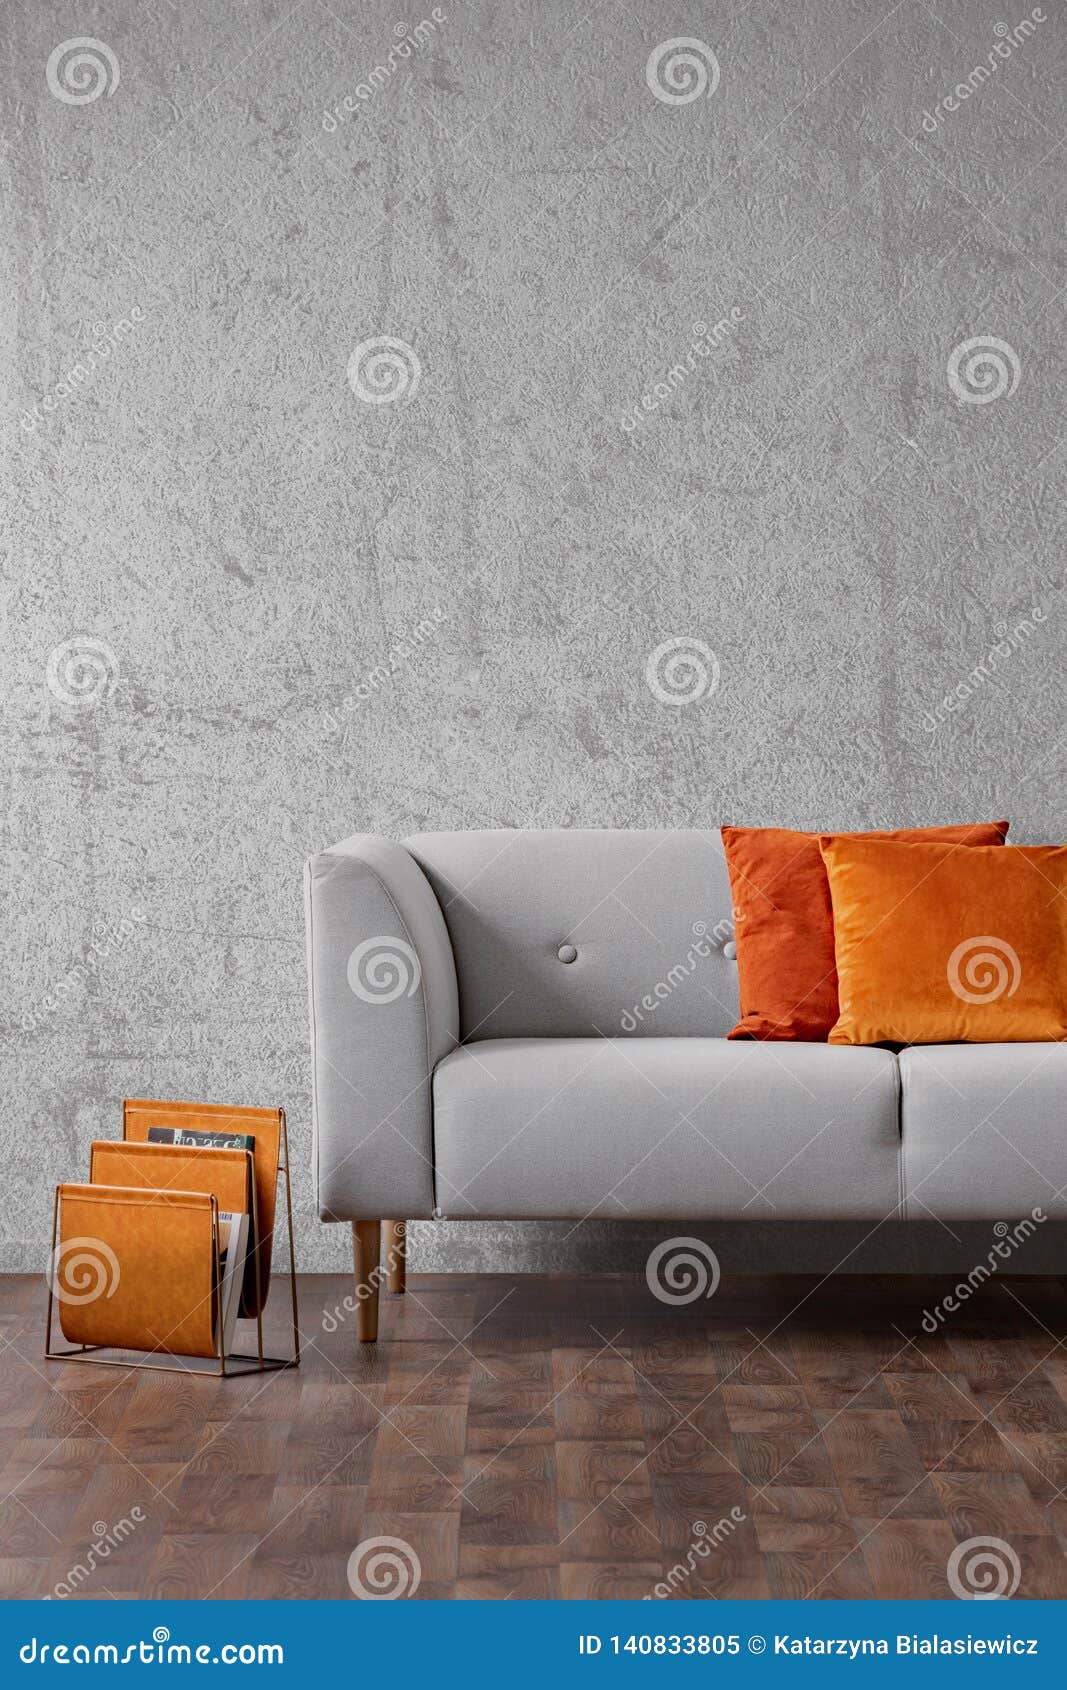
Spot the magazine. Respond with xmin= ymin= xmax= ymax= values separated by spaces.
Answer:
xmin=147 ymin=1127 xmax=258 ymax=1325
xmin=216 ymin=1210 xmax=250 ymax=1357
xmin=147 ymin=1125 xmax=255 ymax=1152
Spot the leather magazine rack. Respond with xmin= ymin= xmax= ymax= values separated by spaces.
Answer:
xmin=45 ymin=1098 xmax=300 ymax=1377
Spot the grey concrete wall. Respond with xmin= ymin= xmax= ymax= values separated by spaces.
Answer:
xmin=3 ymin=0 xmax=1064 ymax=1275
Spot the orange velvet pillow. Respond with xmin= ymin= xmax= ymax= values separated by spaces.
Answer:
xmin=821 ymin=838 xmax=1067 ymax=1045
xmin=721 ymin=821 xmax=1010 ymax=1040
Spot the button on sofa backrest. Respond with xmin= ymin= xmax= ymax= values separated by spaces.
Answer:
xmin=405 ymin=829 xmax=738 ymax=1041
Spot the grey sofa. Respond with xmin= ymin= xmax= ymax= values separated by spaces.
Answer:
xmin=305 ymin=829 xmax=1066 ymax=1339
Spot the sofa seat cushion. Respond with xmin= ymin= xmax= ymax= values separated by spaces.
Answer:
xmin=433 ymin=1038 xmax=901 ymax=1221
xmin=900 ymin=1044 xmax=1067 ymax=1219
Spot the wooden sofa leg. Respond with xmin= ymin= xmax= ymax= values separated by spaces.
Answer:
xmin=385 ymin=1221 xmax=406 ymax=1294
xmin=352 ymin=1221 xmax=381 ymax=1342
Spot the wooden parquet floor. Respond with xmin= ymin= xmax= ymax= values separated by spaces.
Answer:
xmin=3 ymin=1272 xmax=1067 ymax=1600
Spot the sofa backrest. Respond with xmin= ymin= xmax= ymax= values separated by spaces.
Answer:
xmin=405 ymin=829 xmax=738 ymax=1040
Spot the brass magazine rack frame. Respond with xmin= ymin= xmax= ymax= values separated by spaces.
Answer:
xmin=45 ymin=1098 xmax=300 ymax=1378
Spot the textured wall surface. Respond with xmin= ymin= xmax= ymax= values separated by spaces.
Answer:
xmin=3 ymin=0 xmax=1065 ymax=1274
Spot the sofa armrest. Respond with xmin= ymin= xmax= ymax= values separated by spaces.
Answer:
xmin=305 ymin=834 xmax=459 ymax=1221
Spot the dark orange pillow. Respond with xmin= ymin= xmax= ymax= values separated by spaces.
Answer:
xmin=821 ymin=838 xmax=1067 ymax=1045
xmin=721 ymin=821 xmax=1009 ymax=1040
